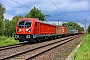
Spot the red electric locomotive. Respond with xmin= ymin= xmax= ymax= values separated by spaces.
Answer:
xmin=14 ymin=18 xmax=56 ymax=42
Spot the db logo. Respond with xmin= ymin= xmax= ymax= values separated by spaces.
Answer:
xmin=23 ymin=29 xmax=25 ymax=31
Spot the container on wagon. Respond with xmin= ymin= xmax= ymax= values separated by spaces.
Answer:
xmin=58 ymin=26 xmax=69 ymax=35
xmin=74 ymin=29 xmax=77 ymax=34
xmin=76 ymin=30 xmax=79 ymax=34
xmin=68 ymin=27 xmax=74 ymax=34
xmin=78 ymin=30 xmax=83 ymax=34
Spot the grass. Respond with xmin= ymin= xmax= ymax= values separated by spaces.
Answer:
xmin=55 ymin=58 xmax=59 ymax=60
xmin=73 ymin=34 xmax=90 ymax=60
xmin=79 ymin=34 xmax=86 ymax=41
xmin=0 ymin=36 xmax=20 ymax=47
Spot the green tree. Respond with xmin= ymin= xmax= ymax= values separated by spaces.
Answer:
xmin=0 ymin=3 xmax=5 ymax=35
xmin=4 ymin=15 xmax=23 ymax=37
xmin=88 ymin=25 xmax=90 ymax=34
xmin=4 ymin=19 xmax=10 ymax=36
xmin=80 ymin=27 xmax=84 ymax=31
xmin=62 ymin=22 xmax=84 ymax=31
xmin=25 ymin=6 xmax=45 ymax=21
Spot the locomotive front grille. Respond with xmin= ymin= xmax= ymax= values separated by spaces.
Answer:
xmin=19 ymin=35 xmax=26 ymax=39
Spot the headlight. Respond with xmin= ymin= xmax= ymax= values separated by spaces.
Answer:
xmin=26 ymin=29 xmax=29 ymax=31
xmin=28 ymin=30 xmax=30 ymax=32
xmin=26 ymin=29 xmax=30 ymax=32
xmin=17 ymin=29 xmax=21 ymax=32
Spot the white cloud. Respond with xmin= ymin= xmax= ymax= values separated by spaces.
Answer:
xmin=1 ymin=0 xmax=90 ymax=26
xmin=78 ymin=22 xmax=89 ymax=30
xmin=14 ymin=8 xmax=29 ymax=15
xmin=36 ymin=3 xmax=57 ymax=12
xmin=4 ymin=13 xmax=14 ymax=20
xmin=76 ymin=22 xmax=85 ymax=30
xmin=48 ymin=21 xmax=65 ymax=25
xmin=57 ymin=0 xmax=89 ymax=12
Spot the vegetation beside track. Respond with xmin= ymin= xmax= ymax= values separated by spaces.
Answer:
xmin=0 ymin=36 xmax=20 ymax=47
xmin=73 ymin=34 xmax=90 ymax=60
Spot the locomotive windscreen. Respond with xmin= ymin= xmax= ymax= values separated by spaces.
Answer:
xmin=18 ymin=20 xmax=32 ymax=28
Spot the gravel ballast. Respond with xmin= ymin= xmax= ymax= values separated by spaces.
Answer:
xmin=31 ymin=34 xmax=84 ymax=60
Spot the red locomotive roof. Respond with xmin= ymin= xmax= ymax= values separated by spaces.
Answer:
xmin=19 ymin=18 xmax=39 ymax=22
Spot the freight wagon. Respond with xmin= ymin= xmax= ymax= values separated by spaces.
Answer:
xmin=57 ymin=26 xmax=77 ymax=36
xmin=58 ymin=26 xmax=68 ymax=35
xmin=68 ymin=27 xmax=74 ymax=35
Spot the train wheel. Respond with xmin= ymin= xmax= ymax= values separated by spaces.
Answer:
xmin=29 ymin=39 xmax=36 ymax=43
xmin=36 ymin=37 xmax=40 ymax=42
xmin=46 ymin=37 xmax=49 ymax=40
xmin=56 ymin=36 xmax=58 ymax=39
xmin=33 ymin=39 xmax=36 ymax=43
xmin=49 ymin=36 xmax=53 ymax=40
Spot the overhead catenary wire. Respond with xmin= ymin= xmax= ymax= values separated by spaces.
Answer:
xmin=25 ymin=0 xmax=57 ymax=20
xmin=49 ymin=0 xmax=86 ymax=29
xmin=49 ymin=0 xmax=73 ymax=22
xmin=11 ymin=0 xmax=31 ymax=9
xmin=11 ymin=0 xmax=71 ymax=21
xmin=11 ymin=0 xmax=89 ymax=26
xmin=56 ymin=0 xmax=75 ymax=20
xmin=56 ymin=0 xmax=84 ymax=24
xmin=11 ymin=0 xmax=57 ymax=21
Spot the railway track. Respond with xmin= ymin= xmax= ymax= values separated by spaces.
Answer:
xmin=0 ymin=35 xmax=81 ymax=60
xmin=0 ymin=43 xmax=27 ymax=51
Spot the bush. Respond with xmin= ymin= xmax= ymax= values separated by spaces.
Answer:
xmin=88 ymin=25 xmax=90 ymax=34
xmin=0 ymin=36 xmax=20 ymax=47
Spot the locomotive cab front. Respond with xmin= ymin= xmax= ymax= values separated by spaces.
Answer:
xmin=14 ymin=18 xmax=38 ymax=42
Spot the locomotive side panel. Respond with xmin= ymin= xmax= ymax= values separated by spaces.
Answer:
xmin=38 ymin=22 xmax=56 ymax=34
xmin=32 ymin=22 xmax=39 ymax=34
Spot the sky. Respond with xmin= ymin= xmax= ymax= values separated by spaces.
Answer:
xmin=1 ymin=0 xmax=90 ymax=30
